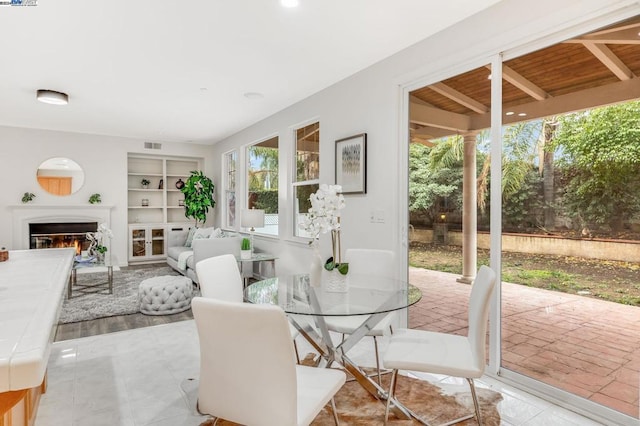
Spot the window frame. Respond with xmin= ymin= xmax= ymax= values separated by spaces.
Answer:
xmin=292 ymin=121 xmax=320 ymax=240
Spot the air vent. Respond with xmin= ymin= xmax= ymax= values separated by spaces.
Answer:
xmin=144 ymin=142 xmax=162 ymax=150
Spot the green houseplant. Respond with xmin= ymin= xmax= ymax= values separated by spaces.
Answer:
xmin=181 ymin=170 xmax=215 ymax=226
xmin=88 ymin=193 xmax=102 ymax=204
xmin=21 ymin=192 xmax=35 ymax=203
xmin=240 ymin=237 xmax=251 ymax=260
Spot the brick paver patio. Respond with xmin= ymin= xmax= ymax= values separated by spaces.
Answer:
xmin=408 ymin=267 xmax=640 ymax=419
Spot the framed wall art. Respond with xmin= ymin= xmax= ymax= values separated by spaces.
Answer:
xmin=335 ymin=133 xmax=367 ymax=194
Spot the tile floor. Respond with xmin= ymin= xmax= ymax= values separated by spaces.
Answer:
xmin=408 ymin=268 xmax=640 ymax=419
xmin=36 ymin=320 xmax=609 ymax=426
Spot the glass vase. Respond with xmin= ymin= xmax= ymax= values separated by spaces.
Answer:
xmin=309 ymin=242 xmax=323 ymax=287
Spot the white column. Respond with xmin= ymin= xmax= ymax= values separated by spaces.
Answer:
xmin=457 ymin=132 xmax=478 ymax=284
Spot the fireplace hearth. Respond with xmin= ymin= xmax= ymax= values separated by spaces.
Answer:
xmin=29 ymin=222 xmax=98 ymax=254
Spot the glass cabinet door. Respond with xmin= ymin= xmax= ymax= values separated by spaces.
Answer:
xmin=151 ymin=228 xmax=165 ymax=256
xmin=131 ymin=228 xmax=147 ymax=258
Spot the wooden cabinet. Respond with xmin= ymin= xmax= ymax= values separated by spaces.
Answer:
xmin=127 ymin=154 xmax=202 ymax=262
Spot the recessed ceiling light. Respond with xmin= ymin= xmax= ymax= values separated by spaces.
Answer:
xmin=37 ymin=89 xmax=69 ymax=105
xmin=281 ymin=0 xmax=299 ymax=7
xmin=487 ymin=74 xmax=492 ymax=80
xmin=518 ymin=112 xmax=527 ymax=117
xmin=505 ymin=111 xmax=515 ymax=116
xmin=244 ymin=92 xmax=264 ymax=100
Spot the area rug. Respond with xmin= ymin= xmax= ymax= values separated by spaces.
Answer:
xmin=59 ymin=265 xmax=184 ymax=323
xmin=197 ymin=372 xmax=502 ymax=425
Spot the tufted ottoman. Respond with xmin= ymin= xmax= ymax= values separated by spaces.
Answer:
xmin=138 ymin=275 xmax=193 ymax=315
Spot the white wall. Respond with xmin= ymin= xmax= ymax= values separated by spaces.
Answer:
xmin=210 ymin=0 xmax=639 ymax=277
xmin=0 ymin=126 xmax=213 ymax=264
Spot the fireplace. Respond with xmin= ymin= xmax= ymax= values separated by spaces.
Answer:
xmin=10 ymin=205 xmax=113 ymax=251
xmin=29 ymin=222 xmax=98 ymax=254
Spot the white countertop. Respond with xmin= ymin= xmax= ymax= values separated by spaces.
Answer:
xmin=0 ymin=248 xmax=73 ymax=392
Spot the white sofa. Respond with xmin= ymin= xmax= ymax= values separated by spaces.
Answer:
xmin=166 ymin=226 xmax=242 ymax=284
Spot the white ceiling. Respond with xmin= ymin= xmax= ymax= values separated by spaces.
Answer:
xmin=0 ymin=0 xmax=502 ymax=144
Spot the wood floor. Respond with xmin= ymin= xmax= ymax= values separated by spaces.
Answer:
xmin=54 ymin=263 xmax=195 ymax=342
xmin=54 ymin=310 xmax=194 ymax=341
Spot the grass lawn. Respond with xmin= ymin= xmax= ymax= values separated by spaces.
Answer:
xmin=409 ymin=242 xmax=640 ymax=306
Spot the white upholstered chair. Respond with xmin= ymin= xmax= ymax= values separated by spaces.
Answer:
xmin=382 ymin=265 xmax=497 ymax=425
xmin=323 ymin=248 xmax=396 ymax=383
xmin=192 ymin=297 xmax=346 ymax=426
xmin=195 ymin=253 xmax=302 ymax=363
xmin=195 ymin=254 xmax=243 ymax=302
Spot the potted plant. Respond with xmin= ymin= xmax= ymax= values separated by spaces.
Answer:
xmin=88 ymin=193 xmax=102 ymax=204
xmin=240 ymin=238 xmax=251 ymax=260
xmin=141 ymin=178 xmax=150 ymax=189
xmin=181 ymin=170 xmax=215 ymax=226
xmin=21 ymin=192 xmax=35 ymax=203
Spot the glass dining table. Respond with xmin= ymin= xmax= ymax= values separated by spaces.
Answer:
xmin=244 ymin=273 xmax=422 ymax=419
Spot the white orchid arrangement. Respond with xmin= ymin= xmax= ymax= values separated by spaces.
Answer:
xmin=300 ymin=184 xmax=348 ymax=274
xmin=86 ymin=222 xmax=113 ymax=254
xmin=300 ymin=184 xmax=345 ymax=241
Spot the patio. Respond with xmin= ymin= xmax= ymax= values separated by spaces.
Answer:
xmin=408 ymin=267 xmax=640 ymax=419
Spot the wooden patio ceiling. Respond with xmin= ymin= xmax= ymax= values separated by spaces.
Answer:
xmin=410 ymin=16 xmax=640 ymax=144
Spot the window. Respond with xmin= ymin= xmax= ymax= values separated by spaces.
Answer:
xmin=293 ymin=122 xmax=320 ymax=238
xmin=247 ymin=136 xmax=279 ymax=236
xmin=223 ymin=150 xmax=237 ymax=229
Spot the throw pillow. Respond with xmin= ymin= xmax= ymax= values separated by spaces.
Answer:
xmin=209 ymin=228 xmax=223 ymax=239
xmin=185 ymin=227 xmax=197 ymax=248
xmin=193 ymin=227 xmax=213 ymax=241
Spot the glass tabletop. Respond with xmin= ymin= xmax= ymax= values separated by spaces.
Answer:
xmin=73 ymin=254 xmax=117 ymax=269
xmin=244 ymin=273 xmax=422 ymax=317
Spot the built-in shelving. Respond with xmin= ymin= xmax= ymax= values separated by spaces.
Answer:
xmin=127 ymin=154 xmax=202 ymax=262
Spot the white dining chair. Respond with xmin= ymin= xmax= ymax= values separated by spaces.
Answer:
xmin=323 ymin=248 xmax=396 ymax=384
xmin=196 ymin=253 xmax=302 ymax=363
xmin=192 ymin=297 xmax=346 ymax=426
xmin=382 ymin=265 xmax=497 ymax=425
xmin=196 ymin=253 xmax=243 ymax=301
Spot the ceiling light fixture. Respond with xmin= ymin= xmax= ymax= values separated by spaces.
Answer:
xmin=518 ymin=112 xmax=527 ymax=117
xmin=36 ymin=89 xmax=69 ymax=105
xmin=280 ymin=0 xmax=299 ymax=8
xmin=505 ymin=111 xmax=515 ymax=116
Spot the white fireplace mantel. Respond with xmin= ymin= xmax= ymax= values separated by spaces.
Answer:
xmin=9 ymin=204 xmax=114 ymax=250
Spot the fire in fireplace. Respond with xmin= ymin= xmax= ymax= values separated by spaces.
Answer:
xmin=29 ymin=222 xmax=98 ymax=255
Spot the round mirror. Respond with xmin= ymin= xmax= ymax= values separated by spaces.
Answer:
xmin=36 ymin=157 xmax=85 ymax=196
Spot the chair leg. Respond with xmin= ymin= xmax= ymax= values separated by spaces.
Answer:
xmin=293 ymin=339 xmax=300 ymax=364
xmin=373 ymin=336 xmax=382 ymax=385
xmin=467 ymin=378 xmax=482 ymax=426
xmin=384 ymin=369 xmax=399 ymax=425
xmin=330 ymin=397 xmax=340 ymax=425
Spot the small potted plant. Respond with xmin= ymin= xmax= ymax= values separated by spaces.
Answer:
xmin=141 ymin=178 xmax=150 ymax=189
xmin=240 ymin=238 xmax=252 ymax=260
xmin=88 ymin=193 xmax=102 ymax=204
xmin=21 ymin=192 xmax=35 ymax=203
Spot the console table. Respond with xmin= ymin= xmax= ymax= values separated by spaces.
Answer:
xmin=0 ymin=248 xmax=74 ymax=426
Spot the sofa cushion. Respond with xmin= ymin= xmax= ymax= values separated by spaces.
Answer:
xmin=168 ymin=245 xmax=192 ymax=262
xmin=193 ymin=227 xmax=214 ymax=241
xmin=185 ymin=227 xmax=198 ymax=247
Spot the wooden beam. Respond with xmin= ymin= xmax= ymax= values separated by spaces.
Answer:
xmin=409 ymin=102 xmax=471 ymax=132
xmin=428 ymin=82 xmax=489 ymax=114
xmin=469 ymin=77 xmax=640 ymax=130
xmin=565 ymin=25 xmax=640 ymax=45
xmin=581 ymin=41 xmax=635 ymax=80
xmin=487 ymin=64 xmax=548 ymax=101
xmin=411 ymin=125 xmax=457 ymax=140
